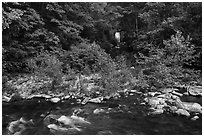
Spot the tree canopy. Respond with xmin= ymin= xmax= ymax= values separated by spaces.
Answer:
xmin=2 ymin=2 xmax=202 ymax=74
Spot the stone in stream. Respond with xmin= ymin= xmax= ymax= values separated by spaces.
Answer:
xmin=182 ymin=102 xmax=202 ymax=113
xmin=156 ymin=94 xmax=168 ymax=99
xmin=174 ymin=97 xmax=202 ymax=113
xmin=88 ymin=97 xmax=103 ymax=103
xmin=97 ymin=130 xmax=112 ymax=135
xmin=175 ymin=109 xmax=190 ymax=117
xmin=93 ymin=108 xmax=105 ymax=114
xmin=129 ymin=93 xmax=134 ymax=96
xmin=172 ymin=91 xmax=183 ymax=97
xmin=63 ymin=95 xmax=70 ymax=100
xmin=144 ymin=97 xmax=159 ymax=107
xmin=81 ymin=97 xmax=91 ymax=105
xmin=148 ymin=92 xmax=161 ymax=97
xmin=145 ymin=97 xmax=165 ymax=108
xmin=156 ymin=104 xmax=165 ymax=109
xmin=2 ymin=96 xmax=11 ymax=102
xmin=8 ymin=117 xmax=34 ymax=135
xmin=191 ymin=116 xmax=199 ymax=121
xmin=171 ymin=94 xmax=180 ymax=100
xmin=50 ymin=98 xmax=61 ymax=103
xmin=57 ymin=115 xmax=91 ymax=126
xmin=174 ymin=97 xmax=186 ymax=109
xmin=44 ymin=114 xmax=59 ymax=125
xmin=73 ymin=108 xmax=86 ymax=116
xmin=160 ymin=88 xmax=175 ymax=94
xmin=149 ymin=109 xmax=164 ymax=115
xmin=47 ymin=124 xmax=79 ymax=134
xmin=187 ymin=86 xmax=202 ymax=96
xmin=170 ymin=106 xmax=178 ymax=112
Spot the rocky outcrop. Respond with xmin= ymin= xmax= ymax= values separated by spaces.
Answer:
xmin=144 ymin=87 xmax=202 ymax=118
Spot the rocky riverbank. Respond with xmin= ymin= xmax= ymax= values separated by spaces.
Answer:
xmin=2 ymin=73 xmax=202 ymax=135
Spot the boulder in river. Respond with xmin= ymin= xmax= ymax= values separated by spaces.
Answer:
xmin=148 ymin=92 xmax=161 ymax=97
xmin=88 ymin=97 xmax=103 ymax=103
xmin=47 ymin=124 xmax=79 ymax=134
xmin=2 ymin=96 xmax=11 ymax=102
xmin=170 ymin=106 xmax=178 ymax=112
xmin=160 ymin=88 xmax=175 ymax=94
xmin=191 ymin=116 xmax=199 ymax=121
xmin=145 ymin=97 xmax=165 ymax=108
xmin=187 ymin=86 xmax=202 ymax=96
xmin=43 ymin=114 xmax=59 ymax=125
xmin=97 ymin=130 xmax=112 ymax=135
xmin=50 ymin=98 xmax=60 ymax=103
xmin=175 ymin=109 xmax=190 ymax=117
xmin=150 ymin=109 xmax=164 ymax=115
xmin=182 ymin=102 xmax=202 ymax=113
xmin=57 ymin=115 xmax=90 ymax=126
xmin=172 ymin=91 xmax=183 ymax=97
xmin=93 ymin=108 xmax=105 ymax=114
xmin=8 ymin=117 xmax=34 ymax=135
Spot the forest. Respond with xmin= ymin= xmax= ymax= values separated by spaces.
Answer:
xmin=2 ymin=2 xmax=202 ymax=135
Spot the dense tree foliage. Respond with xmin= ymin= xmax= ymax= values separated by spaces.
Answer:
xmin=2 ymin=2 xmax=202 ymax=89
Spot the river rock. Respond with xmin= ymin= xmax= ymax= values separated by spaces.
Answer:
xmin=170 ymin=106 xmax=178 ymax=112
xmin=63 ymin=95 xmax=70 ymax=100
xmin=172 ymin=91 xmax=183 ymax=97
xmin=160 ymin=88 xmax=174 ymax=94
xmin=93 ymin=108 xmax=105 ymax=114
xmin=156 ymin=94 xmax=167 ymax=99
xmin=97 ymin=130 xmax=112 ymax=135
xmin=81 ymin=97 xmax=91 ymax=105
xmin=156 ymin=104 xmax=164 ymax=109
xmin=58 ymin=115 xmax=90 ymax=126
xmin=145 ymin=97 xmax=160 ymax=107
xmin=150 ymin=109 xmax=164 ymax=115
xmin=187 ymin=86 xmax=202 ymax=96
xmin=129 ymin=93 xmax=134 ymax=96
xmin=44 ymin=114 xmax=59 ymax=125
xmin=47 ymin=124 xmax=71 ymax=134
xmin=73 ymin=108 xmax=85 ymax=116
xmin=8 ymin=117 xmax=34 ymax=135
xmin=171 ymin=94 xmax=179 ymax=100
xmin=50 ymin=98 xmax=60 ymax=103
xmin=182 ymin=102 xmax=202 ymax=113
xmin=47 ymin=124 xmax=60 ymax=131
xmin=175 ymin=109 xmax=190 ymax=117
xmin=130 ymin=90 xmax=137 ymax=93
xmin=88 ymin=97 xmax=103 ymax=103
xmin=148 ymin=92 xmax=158 ymax=97
xmin=191 ymin=116 xmax=199 ymax=121
xmin=174 ymin=97 xmax=186 ymax=109
xmin=2 ymin=96 xmax=11 ymax=102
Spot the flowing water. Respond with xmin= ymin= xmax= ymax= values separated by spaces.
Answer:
xmin=2 ymin=92 xmax=202 ymax=135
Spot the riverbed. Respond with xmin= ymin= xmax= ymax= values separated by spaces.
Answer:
xmin=2 ymin=92 xmax=202 ymax=135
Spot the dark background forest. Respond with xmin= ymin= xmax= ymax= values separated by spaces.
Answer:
xmin=2 ymin=2 xmax=202 ymax=93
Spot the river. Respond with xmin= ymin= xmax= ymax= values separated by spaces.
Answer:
xmin=2 ymin=92 xmax=202 ymax=135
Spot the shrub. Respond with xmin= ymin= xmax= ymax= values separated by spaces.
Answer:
xmin=163 ymin=31 xmax=196 ymax=67
xmin=132 ymin=31 xmax=198 ymax=89
xmin=27 ymin=51 xmax=63 ymax=90
xmin=62 ymin=42 xmax=117 ymax=75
